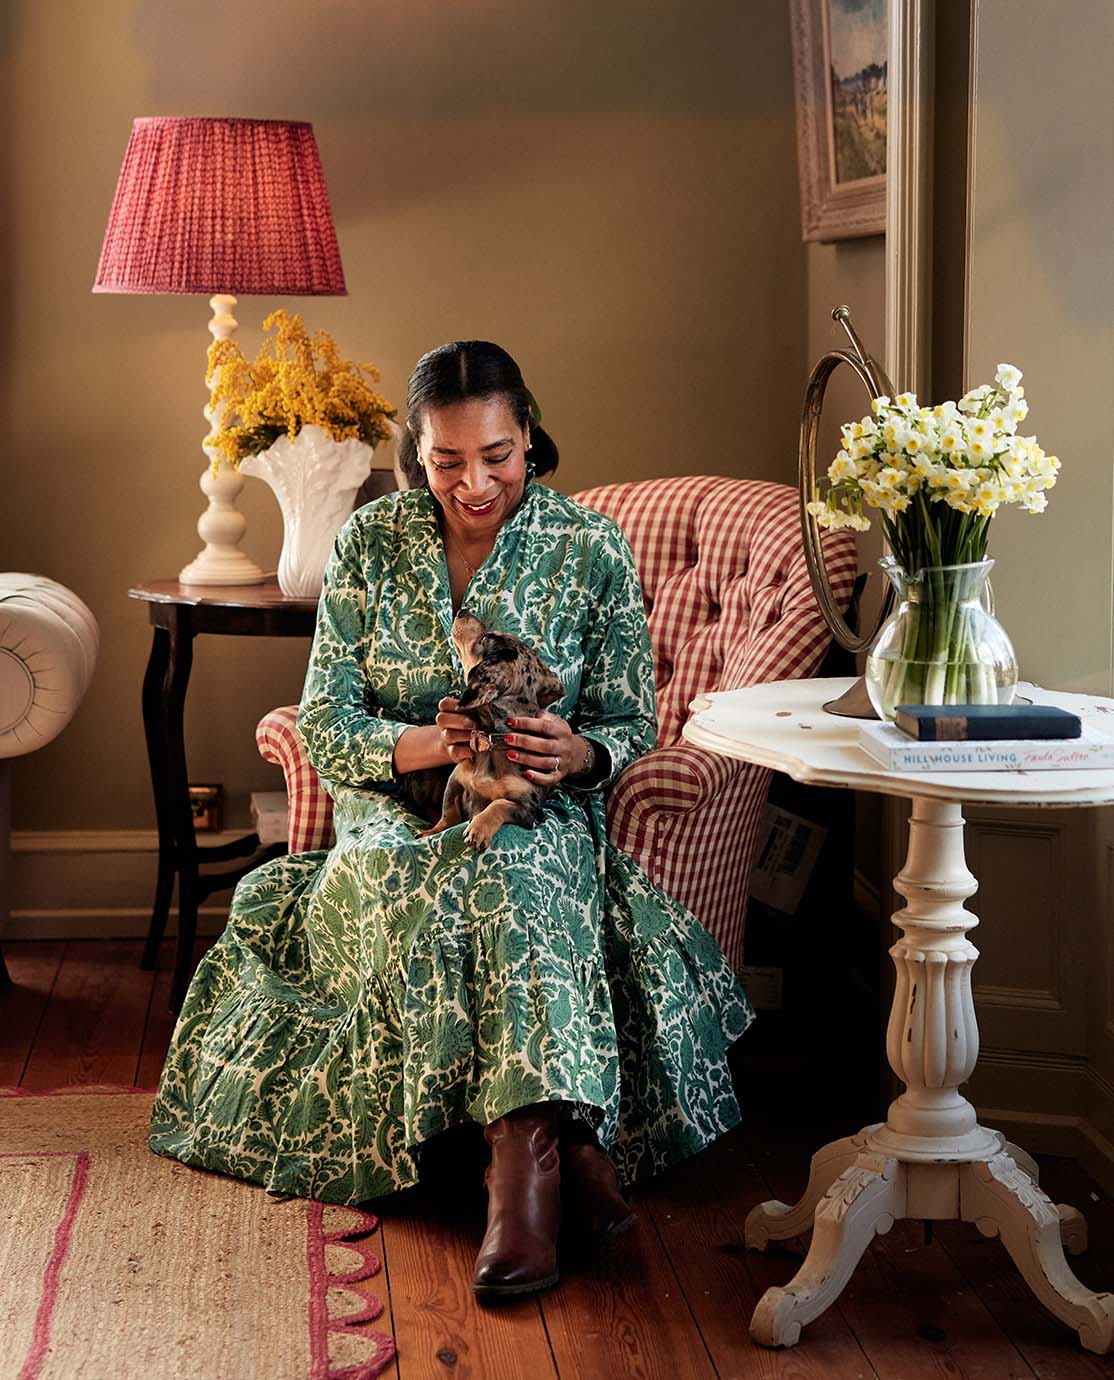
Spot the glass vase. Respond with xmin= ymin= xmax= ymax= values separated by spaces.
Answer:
xmin=865 ymin=558 xmax=1019 ymax=722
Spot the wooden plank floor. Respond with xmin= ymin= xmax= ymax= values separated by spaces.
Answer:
xmin=2 ymin=936 xmax=1112 ymax=1380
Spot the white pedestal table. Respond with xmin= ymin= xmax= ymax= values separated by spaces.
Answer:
xmin=683 ymin=676 xmax=1114 ymax=1354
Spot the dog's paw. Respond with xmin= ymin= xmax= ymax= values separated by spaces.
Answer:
xmin=464 ymin=820 xmax=495 ymax=850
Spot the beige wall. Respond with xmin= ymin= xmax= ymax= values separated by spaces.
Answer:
xmin=966 ymin=0 xmax=1114 ymax=699
xmin=2 ymin=0 xmax=807 ymax=832
xmin=962 ymin=0 xmax=1114 ymax=1187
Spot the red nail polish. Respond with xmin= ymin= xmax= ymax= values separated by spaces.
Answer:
xmin=507 ymin=750 xmax=518 ymax=760
xmin=506 ymin=717 xmax=516 ymax=727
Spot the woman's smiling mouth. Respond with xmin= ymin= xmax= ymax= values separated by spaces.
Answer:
xmin=455 ymin=496 xmax=499 ymax=515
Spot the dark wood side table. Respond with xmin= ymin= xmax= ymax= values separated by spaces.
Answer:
xmin=129 ymin=580 xmax=318 ymax=1015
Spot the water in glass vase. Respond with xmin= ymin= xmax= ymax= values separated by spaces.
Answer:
xmin=865 ymin=557 xmax=1019 ymax=722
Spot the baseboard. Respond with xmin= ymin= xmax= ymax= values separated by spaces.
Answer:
xmin=5 ymin=909 xmax=230 ymax=941
xmin=11 ymin=829 xmax=247 ymax=853
xmin=6 ymin=828 xmax=249 ymax=940
xmin=971 ymin=1047 xmax=1114 ymax=1195
xmin=975 ymin=1105 xmax=1114 ymax=1198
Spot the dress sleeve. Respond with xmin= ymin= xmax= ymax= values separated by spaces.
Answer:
xmin=567 ymin=527 xmax=658 ymax=792
xmin=296 ymin=514 xmax=409 ymax=790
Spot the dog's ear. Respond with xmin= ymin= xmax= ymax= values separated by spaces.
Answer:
xmin=458 ymin=668 xmax=501 ymax=711
xmin=536 ymin=672 xmax=565 ymax=710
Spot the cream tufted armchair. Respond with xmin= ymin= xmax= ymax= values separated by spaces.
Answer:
xmin=0 ymin=574 xmax=99 ymax=983
xmin=255 ymin=477 xmax=857 ymax=972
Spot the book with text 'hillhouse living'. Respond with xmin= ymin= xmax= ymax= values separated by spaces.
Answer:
xmin=858 ymin=720 xmax=1114 ymax=772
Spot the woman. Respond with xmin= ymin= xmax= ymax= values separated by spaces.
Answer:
xmin=150 ymin=341 xmax=754 ymax=1298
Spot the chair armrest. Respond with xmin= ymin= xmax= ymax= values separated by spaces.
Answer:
xmin=609 ymin=742 xmax=741 ymax=816
xmin=0 ymin=574 xmax=98 ymax=760
xmin=256 ymin=706 xmax=334 ymax=852
xmin=606 ymin=741 xmax=772 ymax=971
xmin=606 ymin=741 xmax=744 ymax=851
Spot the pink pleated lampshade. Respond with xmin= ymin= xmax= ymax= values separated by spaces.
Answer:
xmin=93 ymin=117 xmax=346 ymax=296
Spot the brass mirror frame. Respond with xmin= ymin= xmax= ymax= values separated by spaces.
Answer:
xmin=799 ymin=306 xmax=898 ymax=657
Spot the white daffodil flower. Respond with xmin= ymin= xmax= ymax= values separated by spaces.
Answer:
xmin=995 ymin=363 xmax=1023 ymax=391
xmin=940 ymin=426 xmax=966 ymax=455
xmin=882 ymin=420 xmax=910 ymax=450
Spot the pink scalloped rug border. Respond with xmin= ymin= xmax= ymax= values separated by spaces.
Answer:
xmin=1 ymin=1085 xmax=397 ymax=1380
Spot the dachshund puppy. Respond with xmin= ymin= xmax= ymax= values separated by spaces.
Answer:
xmin=415 ymin=611 xmax=564 ymax=850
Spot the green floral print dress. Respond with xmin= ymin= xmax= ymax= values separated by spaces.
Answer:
xmin=149 ymin=479 xmax=754 ymax=1205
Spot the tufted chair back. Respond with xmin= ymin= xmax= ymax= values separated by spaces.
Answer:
xmin=572 ymin=475 xmax=857 ymax=743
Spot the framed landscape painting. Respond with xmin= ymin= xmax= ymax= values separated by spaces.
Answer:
xmin=790 ymin=0 xmax=888 ymax=242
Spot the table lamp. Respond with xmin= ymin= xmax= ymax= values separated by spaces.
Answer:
xmin=93 ymin=117 xmax=347 ymax=585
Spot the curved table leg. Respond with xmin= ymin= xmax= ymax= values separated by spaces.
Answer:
xmin=163 ymin=616 xmax=197 ymax=1016
xmin=745 ymin=1131 xmax=870 ymax=1249
xmin=139 ymin=626 xmax=175 ymax=971
xmin=750 ymin=1152 xmax=900 ymax=1348
xmin=999 ymin=1137 xmax=1040 ymax=1185
xmin=962 ymin=1153 xmax=1114 ymax=1354
xmin=995 ymin=1134 xmax=1086 ymax=1254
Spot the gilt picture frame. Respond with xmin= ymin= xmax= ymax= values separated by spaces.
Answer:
xmin=790 ymin=0 xmax=888 ymax=242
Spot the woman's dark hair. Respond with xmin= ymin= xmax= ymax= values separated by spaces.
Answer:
xmin=397 ymin=340 xmax=559 ymax=488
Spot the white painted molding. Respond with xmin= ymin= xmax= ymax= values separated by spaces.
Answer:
xmin=6 ymin=829 xmax=246 ymax=942
xmin=885 ymin=0 xmax=935 ymax=396
xmin=6 ymin=909 xmax=229 ymax=941
xmin=11 ymin=829 xmax=248 ymax=853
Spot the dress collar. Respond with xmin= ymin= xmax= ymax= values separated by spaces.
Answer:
xmin=411 ymin=478 xmax=539 ymax=640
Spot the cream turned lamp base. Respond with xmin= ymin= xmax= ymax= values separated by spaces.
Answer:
xmin=178 ymin=294 xmax=265 ymax=587
xmin=743 ymin=796 xmax=1113 ymax=1354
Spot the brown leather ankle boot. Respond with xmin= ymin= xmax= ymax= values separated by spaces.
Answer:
xmin=472 ymin=1104 xmax=561 ymax=1298
xmin=559 ymin=1121 xmax=636 ymax=1251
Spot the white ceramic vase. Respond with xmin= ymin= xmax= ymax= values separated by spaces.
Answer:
xmin=240 ymin=425 xmax=373 ymax=598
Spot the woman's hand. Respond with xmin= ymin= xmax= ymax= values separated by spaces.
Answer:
xmin=434 ymin=696 xmax=476 ymax=764
xmin=504 ymin=713 xmax=593 ymax=784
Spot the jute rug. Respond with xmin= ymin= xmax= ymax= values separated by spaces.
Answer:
xmin=0 ymin=1087 xmax=396 ymax=1380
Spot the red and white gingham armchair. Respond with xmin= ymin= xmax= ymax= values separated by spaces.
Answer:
xmin=256 ymin=476 xmax=857 ymax=973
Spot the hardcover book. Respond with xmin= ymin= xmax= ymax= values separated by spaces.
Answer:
xmin=894 ymin=703 xmax=1082 ymax=741
xmin=859 ymin=721 xmax=1114 ymax=773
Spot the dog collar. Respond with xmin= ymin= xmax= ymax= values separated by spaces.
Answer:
xmin=469 ymin=729 xmax=513 ymax=754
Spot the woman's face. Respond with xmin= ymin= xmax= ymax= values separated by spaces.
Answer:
xmin=416 ymin=396 xmax=529 ymax=541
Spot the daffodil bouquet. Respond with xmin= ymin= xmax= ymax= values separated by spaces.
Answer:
xmin=807 ymin=364 xmax=1060 ymax=714
xmin=204 ymin=310 xmax=395 ymax=471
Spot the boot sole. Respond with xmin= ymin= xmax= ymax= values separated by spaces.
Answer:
xmin=599 ymin=1211 xmax=637 ymax=1245
xmin=558 ymin=1211 xmax=638 ymax=1262
xmin=472 ymin=1271 xmax=560 ymax=1299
